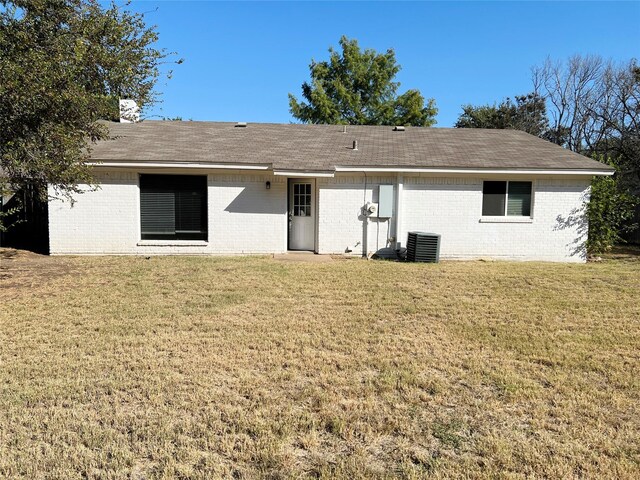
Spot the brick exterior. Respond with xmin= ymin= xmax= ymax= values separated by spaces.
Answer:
xmin=48 ymin=171 xmax=287 ymax=255
xmin=49 ymin=171 xmax=590 ymax=262
xmin=317 ymin=176 xmax=396 ymax=256
xmin=399 ymin=177 xmax=590 ymax=262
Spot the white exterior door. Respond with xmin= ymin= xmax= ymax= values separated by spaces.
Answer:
xmin=288 ymin=179 xmax=315 ymax=250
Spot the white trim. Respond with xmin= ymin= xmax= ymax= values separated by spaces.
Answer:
xmin=479 ymin=217 xmax=533 ymax=224
xmin=137 ymin=240 xmax=209 ymax=246
xmin=481 ymin=179 xmax=534 ymax=220
xmin=287 ymin=178 xmax=317 ymax=251
xmin=137 ymin=173 xmax=209 ymax=245
xmin=314 ymin=179 xmax=320 ymax=253
xmin=90 ymin=163 xmax=613 ymax=177
xmin=91 ymin=161 xmax=270 ymax=170
xmin=273 ymin=170 xmax=334 ymax=177
xmin=394 ymin=174 xmax=403 ymax=248
xmin=135 ymin=174 xmax=141 ymax=241
xmin=334 ymin=166 xmax=613 ymax=176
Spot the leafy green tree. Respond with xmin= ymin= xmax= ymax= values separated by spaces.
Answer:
xmin=455 ymin=93 xmax=549 ymax=137
xmin=0 ymin=0 xmax=179 ymax=229
xmin=455 ymin=105 xmax=508 ymax=130
xmin=586 ymin=156 xmax=638 ymax=253
xmin=289 ymin=36 xmax=437 ymax=126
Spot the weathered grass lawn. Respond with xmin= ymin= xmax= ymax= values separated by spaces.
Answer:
xmin=1 ymin=250 xmax=639 ymax=479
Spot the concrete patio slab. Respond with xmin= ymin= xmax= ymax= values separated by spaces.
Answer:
xmin=272 ymin=252 xmax=335 ymax=263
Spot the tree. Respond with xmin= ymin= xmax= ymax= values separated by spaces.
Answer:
xmin=455 ymin=104 xmax=506 ymax=129
xmin=0 ymin=0 xmax=179 ymax=229
xmin=586 ymin=156 xmax=637 ymax=253
xmin=532 ymin=55 xmax=640 ymax=243
xmin=454 ymin=93 xmax=549 ymax=137
xmin=289 ymin=36 xmax=437 ymax=126
xmin=532 ymin=56 xmax=639 ymax=183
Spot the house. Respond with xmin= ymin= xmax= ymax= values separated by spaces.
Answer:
xmin=47 ymin=120 xmax=614 ymax=262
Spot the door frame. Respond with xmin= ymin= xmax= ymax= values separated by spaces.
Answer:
xmin=287 ymin=178 xmax=317 ymax=251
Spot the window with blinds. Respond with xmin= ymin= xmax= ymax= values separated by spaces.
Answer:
xmin=506 ymin=181 xmax=532 ymax=216
xmin=140 ymin=175 xmax=208 ymax=240
xmin=482 ymin=181 xmax=532 ymax=217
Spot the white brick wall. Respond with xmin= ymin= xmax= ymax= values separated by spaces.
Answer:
xmin=49 ymin=170 xmax=591 ymax=262
xmin=48 ymin=171 xmax=287 ymax=255
xmin=317 ymin=176 xmax=396 ymax=256
xmin=48 ymin=172 xmax=140 ymax=254
xmin=400 ymin=177 xmax=590 ymax=262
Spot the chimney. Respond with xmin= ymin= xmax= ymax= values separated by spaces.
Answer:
xmin=119 ymin=99 xmax=140 ymax=123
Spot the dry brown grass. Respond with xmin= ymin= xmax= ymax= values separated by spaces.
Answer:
xmin=0 ymin=250 xmax=639 ymax=479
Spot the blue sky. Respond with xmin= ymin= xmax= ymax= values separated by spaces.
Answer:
xmin=128 ymin=1 xmax=640 ymax=127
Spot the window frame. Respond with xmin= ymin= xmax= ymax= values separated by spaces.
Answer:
xmin=292 ymin=182 xmax=312 ymax=217
xmin=481 ymin=180 xmax=534 ymax=218
xmin=138 ymin=174 xmax=208 ymax=242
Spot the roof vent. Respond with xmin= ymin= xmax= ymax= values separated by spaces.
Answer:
xmin=393 ymin=126 xmax=405 ymax=132
xmin=235 ymin=122 xmax=247 ymax=128
xmin=342 ymin=125 xmax=347 ymax=133
xmin=353 ymin=140 xmax=358 ymax=151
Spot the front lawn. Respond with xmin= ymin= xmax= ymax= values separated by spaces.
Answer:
xmin=1 ymin=251 xmax=639 ymax=478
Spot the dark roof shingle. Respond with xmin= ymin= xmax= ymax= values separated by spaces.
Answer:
xmin=90 ymin=121 xmax=613 ymax=173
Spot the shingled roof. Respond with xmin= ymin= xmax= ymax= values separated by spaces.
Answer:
xmin=90 ymin=121 xmax=613 ymax=174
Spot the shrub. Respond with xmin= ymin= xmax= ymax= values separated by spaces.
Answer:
xmin=586 ymin=156 xmax=638 ymax=254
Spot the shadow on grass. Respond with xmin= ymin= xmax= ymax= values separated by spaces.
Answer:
xmin=601 ymin=244 xmax=640 ymax=263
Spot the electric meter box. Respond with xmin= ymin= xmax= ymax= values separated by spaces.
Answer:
xmin=378 ymin=185 xmax=394 ymax=218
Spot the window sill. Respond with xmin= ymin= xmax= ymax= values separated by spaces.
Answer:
xmin=137 ymin=240 xmax=209 ymax=247
xmin=479 ymin=217 xmax=533 ymax=223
